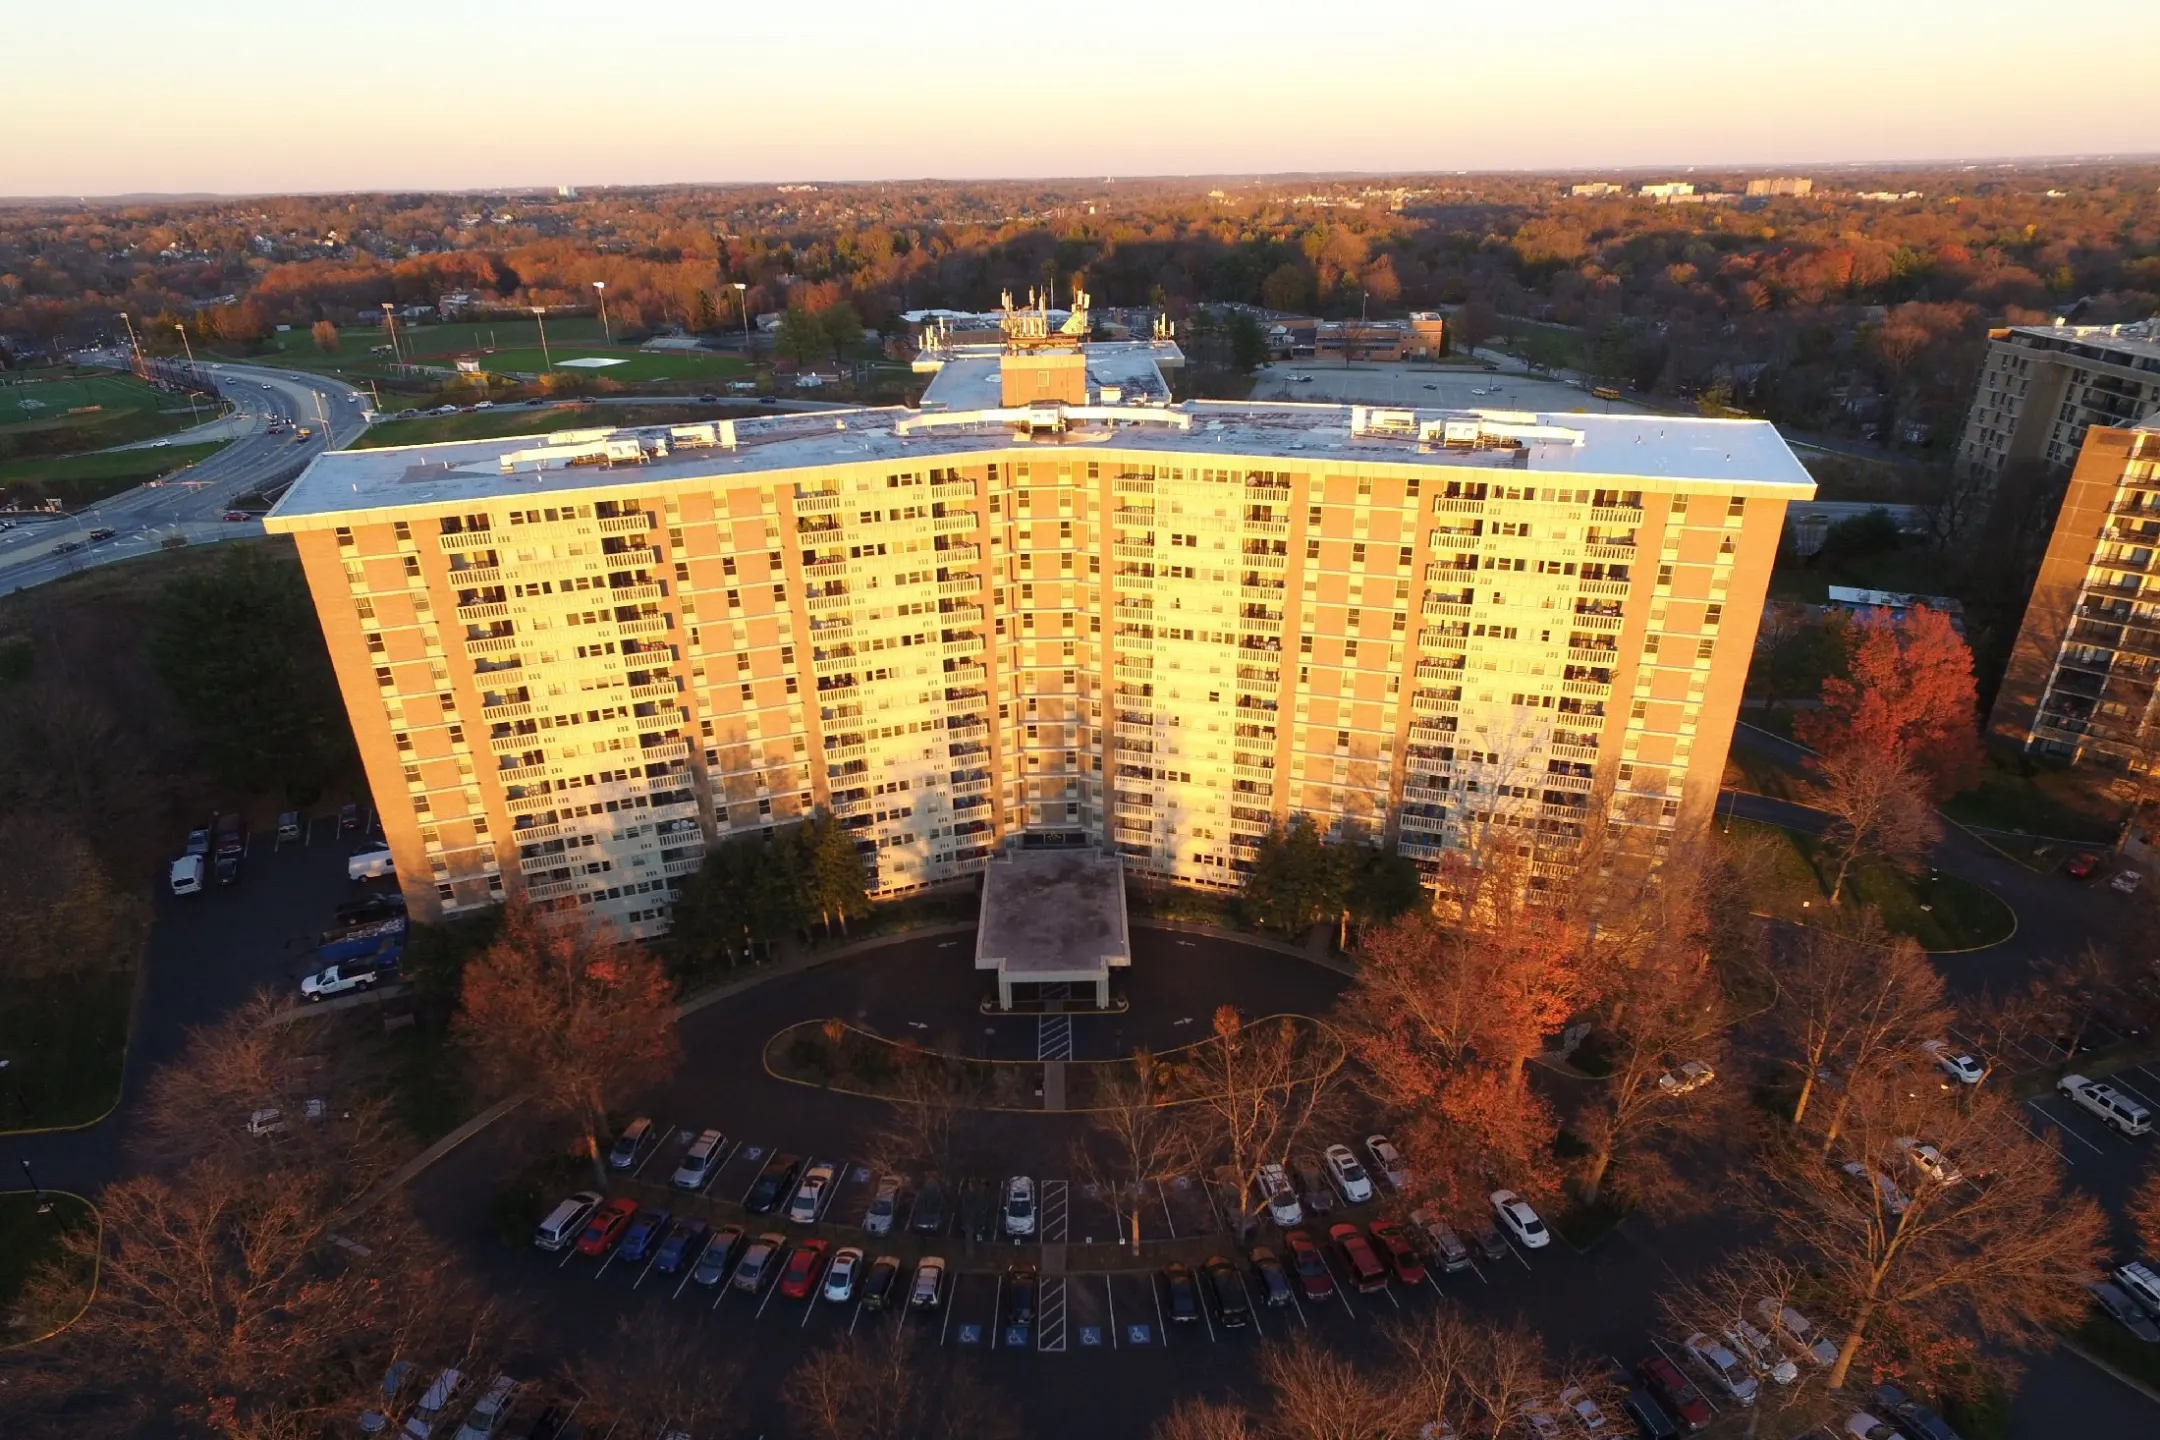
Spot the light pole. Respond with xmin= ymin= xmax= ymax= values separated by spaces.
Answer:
xmin=533 ymin=307 xmax=554 ymax=371
xmin=20 ymin=1156 xmax=50 ymax=1214
xmin=733 ymin=282 xmax=750 ymax=357
xmin=174 ymin=325 xmax=201 ymax=422
xmin=118 ymin=312 xmax=146 ymax=379
xmin=380 ymin=302 xmax=399 ymax=367
xmin=593 ymin=281 xmax=610 ymax=344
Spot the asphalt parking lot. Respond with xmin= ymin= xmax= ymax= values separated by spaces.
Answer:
xmin=1246 ymin=359 xmax=1631 ymax=417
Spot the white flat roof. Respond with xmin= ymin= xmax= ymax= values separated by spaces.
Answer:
xmin=975 ymin=849 xmax=1130 ymax=982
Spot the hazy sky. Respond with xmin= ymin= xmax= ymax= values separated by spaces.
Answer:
xmin=11 ymin=0 xmax=2160 ymax=196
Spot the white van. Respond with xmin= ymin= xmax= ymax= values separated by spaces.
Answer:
xmin=534 ymin=1190 xmax=603 ymax=1251
xmin=349 ymin=845 xmax=396 ymax=881
xmin=2059 ymin=1074 xmax=2153 ymax=1136
xmin=673 ymin=1128 xmax=726 ymax=1189
xmin=170 ymin=853 xmax=206 ymax=896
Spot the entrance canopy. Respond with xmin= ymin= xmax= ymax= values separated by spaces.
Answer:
xmin=975 ymin=849 xmax=1130 ymax=1009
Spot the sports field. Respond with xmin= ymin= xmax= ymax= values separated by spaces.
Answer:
xmin=0 ymin=369 xmax=218 ymax=453
xmin=460 ymin=346 xmax=745 ymax=381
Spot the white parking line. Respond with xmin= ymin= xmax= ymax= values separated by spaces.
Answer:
xmin=1502 ymin=1236 xmax=1533 ymax=1271
xmin=1650 ymin=1338 xmax=1719 ymax=1419
xmin=801 ymin=1251 xmax=836 ymax=1328
xmin=594 ymin=1246 xmax=621 ymax=1280
xmin=754 ymin=1253 xmax=788 ymax=1318
xmin=631 ymin=1242 xmax=664 ymax=1289
xmin=630 ymin=1121 xmax=671 ymax=1179
xmin=2013 ymin=1115 xmax=2074 ymax=1165
xmin=812 ymin=1160 xmax=850 ymax=1222
xmin=1197 ymin=1278 xmax=1217 ymax=1342
xmin=672 ymin=1232 xmax=714 ymax=1299
xmin=940 ymin=1283 xmax=957 ymax=1345
xmin=2026 ymin=1098 xmax=2112 ymax=1153
xmin=700 ymin=1139 xmax=741 ymax=1196
xmin=2103 ymin=1074 xmax=2160 ymax=1110
xmin=1321 ymin=1250 xmax=1358 ymax=1320
xmin=991 ymin=1273 xmax=1005 ymax=1347
xmin=710 ymin=1247 xmax=751 ymax=1311
xmin=1237 ymin=1269 xmax=1266 ymax=1338
xmin=1156 ymin=1180 xmax=1177 ymax=1238
xmin=1150 ymin=1272 xmax=1169 ymax=1343
xmin=1105 ymin=1275 xmax=1119 ymax=1348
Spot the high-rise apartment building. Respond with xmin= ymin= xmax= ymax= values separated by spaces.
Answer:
xmin=1989 ymin=411 xmax=2160 ymax=774
xmin=1957 ymin=319 xmax=2160 ymax=492
xmin=265 ymin=322 xmax=1811 ymax=934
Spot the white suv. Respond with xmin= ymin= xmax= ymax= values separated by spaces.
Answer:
xmin=788 ymin=1162 xmax=835 ymax=1223
xmin=1003 ymin=1176 xmax=1037 ymax=1236
xmin=2059 ymin=1074 xmax=2152 ymax=1135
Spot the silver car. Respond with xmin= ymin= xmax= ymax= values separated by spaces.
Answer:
xmin=864 ymin=1175 xmax=903 ymax=1236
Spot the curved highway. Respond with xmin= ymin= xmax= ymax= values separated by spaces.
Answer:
xmin=0 ymin=358 xmax=368 ymax=592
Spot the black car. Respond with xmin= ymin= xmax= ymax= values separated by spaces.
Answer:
xmin=87 ymin=527 xmax=117 ymax=542
xmin=1202 ymin=1256 xmax=1250 ymax=1328
xmin=1160 ymin=1262 xmax=1201 ymax=1324
xmin=1471 ymin=1221 xmax=1508 ymax=1261
xmin=214 ymin=851 xmax=241 ymax=887
xmin=744 ymin=1154 xmax=802 ymax=1214
xmin=2093 ymin=1281 xmax=2160 ymax=1342
xmin=52 ymin=540 xmax=82 ymax=554
xmin=1004 ymin=1264 xmax=1038 ymax=1327
xmin=910 ymin=1179 xmax=946 ymax=1236
xmin=1621 ymin=1387 xmax=1681 ymax=1440
xmin=1249 ymin=1247 xmax=1295 ymax=1308
xmin=1871 ymin=1384 xmax=1963 ymax=1440
xmin=860 ymin=1255 xmax=901 ymax=1311
xmin=334 ymin=894 xmax=407 ymax=927
xmin=339 ymin=802 xmax=362 ymax=832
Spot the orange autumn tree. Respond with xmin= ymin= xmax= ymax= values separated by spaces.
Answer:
xmin=456 ymin=902 xmax=680 ymax=1183
xmin=1798 ymin=603 xmax=1981 ymax=802
xmin=1342 ymin=852 xmax=1591 ymax=1220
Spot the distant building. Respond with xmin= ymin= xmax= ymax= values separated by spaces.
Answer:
xmin=1989 ymin=411 xmax=2160 ymax=774
xmin=557 ymin=184 xmax=578 ymax=199
xmin=438 ymin=292 xmax=475 ymax=319
xmin=1639 ymin=182 xmax=1695 ymax=200
xmin=1956 ymin=319 xmax=2160 ymax=495
xmin=1571 ymin=182 xmax=1622 ymax=198
xmin=1744 ymin=177 xmax=1813 ymax=197
xmin=1822 ymin=585 xmax=1965 ymax=633
xmin=1313 ymin=315 xmax=1445 ymax=363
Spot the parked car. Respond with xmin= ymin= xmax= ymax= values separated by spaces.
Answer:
xmin=2112 ymin=869 xmax=2144 ymax=895
xmin=1364 ymin=1134 xmax=1409 ymax=1191
xmin=1490 ymin=1189 xmax=1550 ymax=1248
xmin=170 ymin=853 xmax=206 ymax=896
xmin=1870 ymin=1384 xmax=1964 ymax=1440
xmin=654 ymin=1218 xmax=708 ymax=1275
xmin=1635 ymin=1354 xmax=1713 ymax=1432
xmin=1003 ymin=1175 xmax=1037 ymax=1236
xmin=185 ymin=825 xmax=212 ymax=857
xmin=616 ymin=1206 xmax=671 ymax=1264
xmin=1845 ymin=1412 xmax=1904 ymax=1440
xmin=1621 ymin=1387 xmax=1682 ymax=1440
xmin=339 ymin=802 xmax=362 ymax=832
xmin=1283 ymin=1229 xmax=1334 ymax=1301
xmin=1922 ymin=1039 xmax=1985 ymax=1087
xmin=692 ymin=1225 xmax=745 ymax=1286
xmin=1723 ymin=1321 xmax=1799 ymax=1385
xmin=1367 ymin=1217 xmax=1427 ymax=1285
xmin=1255 ymin=1162 xmax=1303 ymax=1227
xmin=910 ymin=1179 xmax=946 ymax=1236
xmin=2059 ymin=1074 xmax=2152 ymax=1135
xmin=1249 ymin=1246 xmax=1295 ymax=1307
xmin=1293 ymin=1155 xmax=1335 ymax=1214
xmin=1682 ymin=1332 xmax=1759 ymax=1406
xmin=277 ymin=810 xmax=302 ymax=843
xmin=1840 ymin=1161 xmax=1911 ymax=1215
xmin=2116 ymin=1260 xmax=2160 ymax=1318
xmin=1160 ymin=1261 xmax=1202 ymax=1323
xmin=1557 ymin=1384 xmax=1609 ymax=1434
xmin=1323 ymin=1143 xmax=1375 ymax=1203
xmin=778 ymin=1238 xmax=830 ymax=1299
xmin=2092 ymin=1281 xmax=2160 ymax=1342
xmin=910 ymin=1256 xmax=946 ymax=1309
xmin=864 ymin=1175 xmax=903 ymax=1235
xmin=607 ymin=1117 xmax=654 ymax=1171
xmin=1893 ymin=1137 xmax=1963 ymax=1186
xmin=1657 ymin=1060 xmax=1716 ymax=1095
xmin=822 ymin=1246 xmax=863 ymax=1302
xmin=1755 ymin=1298 xmax=1840 ymax=1368
xmin=1329 ymin=1222 xmax=1389 ymax=1292
xmin=403 ymin=1368 xmax=466 ymax=1439
xmin=861 ymin=1254 xmax=903 ymax=1310
xmin=745 ymin=1154 xmax=802 ymax=1213
xmin=788 ymin=1161 xmax=836 ymax=1223
xmin=1003 ymin=1263 xmax=1038 ymax=1327
xmin=2064 ymin=851 xmax=2103 ymax=879
xmin=673 ymin=1128 xmax=726 ymax=1188
xmin=1470 ymin=1221 xmax=1509 ymax=1262
xmin=452 ymin=1374 xmax=519 ymax=1440
xmin=360 ymin=1359 xmax=417 ymax=1435
xmin=336 ymin=892 xmax=405 ymax=924
xmin=731 ymin=1233 xmax=787 ymax=1293
xmin=574 ymin=1198 xmax=637 ymax=1257
xmin=1409 ymin=1208 xmax=1471 ymax=1272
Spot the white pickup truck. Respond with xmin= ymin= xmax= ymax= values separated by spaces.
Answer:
xmin=300 ymin=962 xmax=386 ymax=1001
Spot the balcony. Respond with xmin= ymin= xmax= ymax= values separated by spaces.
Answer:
xmin=513 ymin=822 xmax=562 ymax=842
xmin=630 ymin=681 xmax=680 ymax=702
xmin=1233 ymin=763 xmax=1277 ymax=784
xmin=481 ymin=700 xmax=533 ymax=721
xmin=662 ymin=855 xmax=705 ymax=877
xmin=806 ymin=591 xmax=853 ymax=612
xmin=793 ymin=490 xmax=845 ymax=513
xmin=1543 ymin=773 xmax=1594 ymax=793
xmin=610 ymin=583 xmax=666 ymax=603
xmin=1112 ymin=542 xmax=1157 ymax=561
xmin=1399 ymin=812 xmax=1449 ymax=834
xmin=937 ymin=576 xmax=982 ymax=598
xmin=823 ymin=742 xmax=867 ymax=763
xmin=1562 ymin=678 xmax=1612 ymax=698
xmin=497 ymin=762 xmax=547 ymax=784
xmin=1403 ymin=784 xmax=1449 ymax=805
xmin=1245 ymin=484 xmax=1292 ymax=504
xmin=1578 ymin=578 xmax=1631 ymax=597
xmin=505 ymin=792 xmax=554 ymax=814
xmin=457 ymin=601 xmax=510 ymax=622
xmin=489 ymin=731 xmax=536 ymax=753
xmin=804 ymin=559 xmax=850 ymax=580
xmin=1432 ymin=498 xmax=1487 ymax=514
xmin=524 ymin=879 xmax=577 ymax=900
xmin=447 ymin=565 xmax=500 ymax=586
xmin=1572 ymin=610 xmax=1623 ymax=631
xmin=1568 ymin=645 xmax=1620 ymax=664
xmin=643 ymin=738 xmax=690 ymax=762
xmin=1415 ymin=660 xmax=1466 ymax=682
xmin=604 ymin=546 xmax=662 ymax=567
xmin=942 ymin=634 xmax=985 ymax=658
xmin=597 ymin=513 xmax=651 ymax=534
xmin=1244 ymin=518 xmax=1290 ymax=537
xmin=1412 ymin=689 xmax=1462 ymax=715
xmin=938 ymin=542 xmax=982 ymax=565
xmin=437 ymin=530 xmax=496 ymax=552
xmin=1112 ymin=475 xmax=1156 ymax=495
xmin=1584 ymin=542 xmax=1637 ymax=561
xmin=1549 ymin=742 xmax=1601 ymax=763
xmin=1422 ymin=597 xmax=1473 ymax=618
xmin=931 ymin=479 xmax=977 ymax=501
xmin=1588 ymin=504 xmax=1643 ymax=524
xmin=933 ymin=510 xmax=978 ymax=534
xmin=616 ymin=615 xmax=672 ymax=636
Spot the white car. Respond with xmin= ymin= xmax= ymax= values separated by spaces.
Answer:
xmin=1557 ymin=1384 xmax=1609 ymax=1433
xmin=1489 ymin=1189 xmax=1549 ymax=1249
xmin=822 ymin=1246 xmax=863 ymax=1302
xmin=1846 ymin=1413 xmax=1902 ymax=1440
xmin=1723 ymin=1321 xmax=1800 ymax=1385
xmin=1003 ymin=1175 xmax=1036 ymax=1236
xmin=1756 ymin=1298 xmax=1839 ymax=1367
xmin=910 ymin=1256 xmax=946 ymax=1309
xmin=1892 ymin=1137 xmax=1963 ymax=1186
xmin=1922 ymin=1039 xmax=1984 ymax=1086
xmin=1255 ymin=1162 xmax=1304 ymax=1227
xmin=1657 ymin=1060 xmax=1716 ymax=1096
xmin=2111 ymin=869 xmax=2143 ymax=894
xmin=452 ymin=1374 xmax=519 ymax=1440
xmin=788 ymin=1162 xmax=835 ymax=1223
xmin=1323 ymin=1144 xmax=1374 ymax=1204
xmin=1521 ymin=1405 xmax=1564 ymax=1438
xmin=1840 ymin=1161 xmax=1911 ymax=1215
xmin=1682 ymin=1332 xmax=1759 ymax=1405
xmin=863 ymin=1175 xmax=902 ymax=1236
xmin=1364 ymin=1134 xmax=1409 ymax=1192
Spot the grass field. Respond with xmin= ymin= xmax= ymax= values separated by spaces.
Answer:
xmin=0 ymin=1191 xmax=97 ymax=1340
xmin=0 ymin=440 xmax=232 ymax=509
xmin=0 ymin=369 xmax=222 ymax=455
xmin=1723 ymin=817 xmax=2015 ymax=951
xmin=0 ymin=970 xmax=133 ymax=1130
xmin=461 ymin=346 xmax=747 ymax=382
xmin=351 ymin=401 xmax=763 ymax=450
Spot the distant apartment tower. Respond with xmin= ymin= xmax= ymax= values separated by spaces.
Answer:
xmin=265 ymin=303 xmax=1810 ymax=934
xmin=1571 ymin=183 xmax=1622 ymax=198
xmin=1638 ymin=182 xmax=1695 ymax=200
xmin=1989 ymin=412 xmax=2160 ymax=776
xmin=1744 ymin=177 xmax=1812 ymax=197
xmin=1956 ymin=319 xmax=2160 ymax=493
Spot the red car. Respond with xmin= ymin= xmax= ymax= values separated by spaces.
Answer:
xmin=1636 ymin=1353 xmax=1714 ymax=1432
xmin=1328 ymin=1222 xmax=1389 ymax=1293
xmin=222 ymin=510 xmax=252 ymax=522
xmin=2065 ymin=852 xmax=2103 ymax=880
xmin=1367 ymin=1218 xmax=1427 ymax=1286
xmin=778 ymin=1238 xmax=829 ymax=1300
xmin=575 ymin=1197 xmax=637 ymax=1257
xmin=1282 ymin=1229 xmax=1334 ymax=1301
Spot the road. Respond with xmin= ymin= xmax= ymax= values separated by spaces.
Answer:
xmin=0 ymin=357 xmax=367 ymax=592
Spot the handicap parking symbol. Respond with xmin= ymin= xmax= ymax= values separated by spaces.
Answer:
xmin=1126 ymin=1323 xmax=1153 ymax=1346
xmin=851 ymin=1165 xmax=872 ymax=1184
xmin=1003 ymin=1325 xmax=1030 ymax=1349
xmin=1079 ymin=1326 xmax=1103 ymax=1348
xmin=956 ymin=1323 xmax=983 ymax=1346
xmin=743 ymin=1145 xmax=764 ymax=1161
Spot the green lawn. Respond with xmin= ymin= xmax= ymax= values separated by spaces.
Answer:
xmin=0 ymin=971 xmax=132 ymax=1131
xmin=1 ymin=369 xmax=223 ymax=455
xmin=459 ymin=346 xmax=747 ymax=382
xmin=1723 ymin=818 xmax=2015 ymax=951
xmin=352 ymin=402 xmax=763 ymax=450
xmin=1941 ymin=745 xmax=2123 ymax=844
xmin=0 ymin=440 xmax=233 ymax=509
xmin=0 ymin=1191 xmax=97 ymax=1341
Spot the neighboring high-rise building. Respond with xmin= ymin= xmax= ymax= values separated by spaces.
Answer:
xmin=1956 ymin=319 xmax=2160 ymax=494
xmin=1988 ymin=411 xmax=2160 ymax=774
xmin=1743 ymin=177 xmax=1812 ymax=197
xmin=265 ymin=304 xmax=1811 ymax=934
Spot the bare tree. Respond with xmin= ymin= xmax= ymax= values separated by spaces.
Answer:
xmin=1814 ymin=745 xmax=1940 ymax=904
xmin=1772 ymin=914 xmax=1949 ymax=1134
xmin=1152 ymin=1398 xmax=1259 ymax=1440
xmin=1256 ymin=1338 xmax=1398 ymax=1440
xmin=564 ymin=1313 xmax=744 ymax=1439
xmin=1168 ymin=1008 xmax=1349 ymax=1238
xmin=1657 ymin=1249 xmax=1846 ymax=1434
xmin=779 ymin=1327 xmax=1008 ymax=1440
xmin=863 ymin=1044 xmax=967 ymax=1183
xmin=1069 ymin=1048 xmax=1189 ymax=1255
xmin=1572 ymin=952 xmax=1736 ymax=1212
